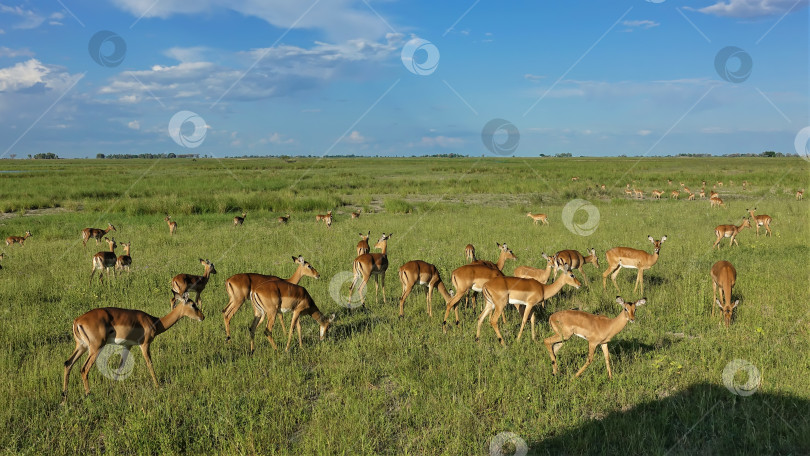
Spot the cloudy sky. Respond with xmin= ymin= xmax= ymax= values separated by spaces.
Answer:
xmin=0 ymin=0 xmax=807 ymax=158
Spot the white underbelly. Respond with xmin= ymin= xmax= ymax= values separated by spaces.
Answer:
xmin=280 ymin=307 xmax=291 ymax=313
xmin=574 ymin=333 xmax=588 ymax=340
xmin=471 ymin=285 xmax=483 ymax=292
xmin=508 ymin=298 xmax=528 ymax=306
xmin=620 ymin=264 xmax=638 ymax=269
xmin=109 ymin=337 xmax=138 ymax=346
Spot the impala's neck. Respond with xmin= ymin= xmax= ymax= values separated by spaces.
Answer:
xmin=436 ymin=281 xmax=454 ymax=304
xmin=606 ymin=312 xmax=631 ymax=338
xmin=584 ymin=254 xmax=597 ymax=266
xmin=496 ymin=252 xmax=510 ymax=271
xmin=123 ymin=247 xmax=130 ymax=256
xmin=542 ymin=277 xmax=570 ymax=300
xmin=156 ymin=306 xmax=187 ymax=336
xmin=378 ymin=241 xmax=388 ymax=256
xmin=287 ymin=265 xmax=306 ymax=284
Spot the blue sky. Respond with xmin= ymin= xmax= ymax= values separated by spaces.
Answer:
xmin=0 ymin=0 xmax=807 ymax=158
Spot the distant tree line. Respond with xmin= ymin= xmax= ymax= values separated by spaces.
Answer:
xmin=96 ymin=153 xmax=199 ymax=159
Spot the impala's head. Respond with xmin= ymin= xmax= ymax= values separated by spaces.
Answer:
xmin=25 ymin=230 xmax=32 ymax=236
xmin=108 ymin=223 xmax=116 ymax=231
xmin=496 ymin=242 xmax=517 ymax=261
xmin=165 ymin=215 xmax=171 ymax=221
xmin=375 ymin=233 xmax=392 ymax=249
xmin=716 ymin=298 xmax=739 ymax=327
xmin=558 ymin=265 xmax=581 ymax=289
xmin=587 ymin=248 xmax=599 ymax=268
xmin=292 ymin=255 xmax=320 ymax=279
xmin=647 ymin=235 xmax=667 ymax=253
xmin=541 ymin=252 xmax=555 ymax=267
xmin=200 ymin=258 xmax=217 ymax=274
xmin=177 ymin=292 xmax=205 ymax=321
xmin=121 ymin=242 xmax=131 ymax=251
xmin=319 ymin=313 xmax=336 ymax=340
xmin=359 ymin=231 xmax=370 ymax=241
xmin=740 ymin=218 xmax=751 ymax=229
xmin=616 ymin=296 xmax=646 ymax=323
xmin=105 ymin=237 xmax=117 ymax=249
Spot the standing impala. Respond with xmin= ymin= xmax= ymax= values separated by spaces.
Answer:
xmin=170 ymin=259 xmax=216 ymax=309
xmin=348 ymin=233 xmax=392 ymax=306
xmin=713 ymin=218 xmax=751 ymax=249
xmin=710 ymin=196 xmax=725 ymax=208
xmin=89 ymin=237 xmax=117 ymax=285
xmin=316 ymin=210 xmax=333 ymax=228
xmin=165 ymin=215 xmax=177 ymax=235
xmin=350 ymin=209 xmax=362 ymax=219
xmin=746 ymin=208 xmax=772 ymax=237
xmin=222 ymin=256 xmax=320 ymax=342
xmin=544 ymin=296 xmax=645 ymax=379
xmin=513 ymin=253 xmax=556 ymax=284
xmin=670 ymin=190 xmax=680 ymax=199
xmin=5 ymin=230 xmax=32 ymax=247
xmin=633 ymin=188 xmax=644 ymax=199
xmin=398 ymin=260 xmax=454 ymax=317
xmin=554 ymin=248 xmax=598 ymax=285
xmin=468 ymin=243 xmax=518 ymax=307
xmin=62 ymin=292 xmax=204 ymax=403
xmin=651 ymin=190 xmax=663 ymax=200
xmin=602 ymin=235 xmax=666 ymax=294
xmin=465 ymin=244 xmax=476 ymax=262
xmin=796 ymin=189 xmax=804 ymax=201
xmin=233 ymin=212 xmax=247 ymax=226
xmin=115 ymin=242 xmax=132 ymax=272
xmin=476 ymin=267 xmax=582 ymax=345
xmin=710 ymin=260 xmax=738 ymax=327
xmin=82 ymin=223 xmax=115 ymax=247
xmin=356 ymin=231 xmax=371 ymax=256
xmin=278 ymin=214 xmax=291 ymax=224
xmin=526 ymin=212 xmax=549 ymax=226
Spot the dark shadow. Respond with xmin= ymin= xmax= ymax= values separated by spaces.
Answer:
xmin=329 ymin=309 xmax=387 ymax=342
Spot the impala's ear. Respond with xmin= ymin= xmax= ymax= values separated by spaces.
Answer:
xmin=328 ymin=313 xmax=336 ymax=323
xmin=541 ymin=252 xmax=548 ymax=260
xmin=635 ymin=298 xmax=646 ymax=307
xmin=199 ymin=258 xmax=204 ymax=263
xmin=661 ymin=235 xmax=667 ymax=242
xmin=292 ymin=256 xmax=297 ymax=262
xmin=716 ymin=299 xmax=723 ymax=308
xmin=647 ymin=235 xmax=653 ymax=241
xmin=732 ymin=300 xmax=739 ymax=309
xmin=616 ymin=296 xmax=625 ymax=304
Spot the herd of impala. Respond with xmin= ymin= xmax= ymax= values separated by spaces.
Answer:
xmin=0 ymin=183 xmax=787 ymax=402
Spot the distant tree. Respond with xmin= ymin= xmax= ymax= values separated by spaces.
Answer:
xmin=761 ymin=151 xmax=777 ymax=157
xmin=8 ymin=154 xmax=15 ymax=159
xmin=33 ymin=152 xmax=58 ymax=159
xmin=167 ymin=153 xmax=176 ymax=158
xmin=96 ymin=153 xmax=105 ymax=159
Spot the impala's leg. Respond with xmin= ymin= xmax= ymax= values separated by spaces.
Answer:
xmin=544 ymin=333 xmax=564 ymax=375
xmin=515 ymin=302 xmax=533 ymax=342
xmin=296 ymin=319 xmax=303 ymax=348
xmin=399 ymin=282 xmax=413 ymax=317
xmin=475 ymin=300 xmax=495 ymax=342
xmin=140 ymin=344 xmax=159 ymax=387
xmin=610 ymin=266 xmax=622 ymax=291
xmin=578 ymin=266 xmax=590 ymax=286
xmin=574 ymin=342 xmax=597 ymax=378
xmin=713 ymin=235 xmax=722 ymax=249
xmin=443 ymin=289 xmax=465 ymax=332
xmin=766 ymin=223 xmax=771 ymax=237
xmin=601 ymin=344 xmax=613 ymax=379
xmin=712 ymin=280 xmax=718 ymax=316
xmin=285 ymin=311 xmax=302 ymax=352
xmin=62 ymin=343 xmax=88 ymax=403
xmin=633 ymin=269 xmax=644 ymax=294
xmin=489 ymin=304 xmax=506 ymax=346
xmin=248 ymin=309 xmax=264 ymax=353
xmin=530 ymin=309 xmax=537 ymax=341
xmin=263 ymin=309 xmax=279 ymax=351
xmin=222 ymin=294 xmax=245 ymax=342
xmin=79 ymin=347 xmax=103 ymax=396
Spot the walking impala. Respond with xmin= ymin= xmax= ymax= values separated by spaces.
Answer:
xmin=5 ymin=230 xmax=32 ymax=247
xmin=513 ymin=253 xmax=556 ymax=284
xmin=82 ymin=223 xmax=115 ymax=247
xmin=476 ymin=267 xmax=582 ymax=345
xmin=398 ymin=260 xmax=454 ymax=317
xmin=348 ymin=233 xmax=392 ymax=306
xmin=356 ymin=232 xmax=370 ymax=256
xmin=670 ymin=190 xmax=679 ymax=199
xmin=278 ymin=214 xmax=291 ymax=224
xmin=651 ymin=190 xmax=663 ymax=200
xmin=544 ymin=296 xmax=645 ymax=379
xmin=467 ymin=243 xmax=518 ymax=308
xmin=222 ymin=256 xmax=320 ymax=342
xmin=746 ymin=208 xmax=772 ymax=237
xmin=316 ymin=210 xmax=333 ymax=228
xmin=713 ymin=218 xmax=750 ymax=249
xmin=526 ymin=212 xmax=549 ymax=225
xmin=350 ymin=209 xmax=362 ymax=219
xmin=602 ymin=236 xmax=666 ymax=294
xmin=62 ymin=292 xmax=204 ymax=403
xmin=115 ymin=242 xmax=132 ymax=272
xmin=165 ymin=215 xmax=177 ymax=235
xmin=233 ymin=212 xmax=246 ymax=226
xmin=554 ymin=248 xmax=598 ymax=285
xmin=710 ymin=196 xmax=725 ymax=208
xmin=710 ymin=260 xmax=738 ymax=327
xmin=170 ymin=259 xmax=216 ymax=309
xmin=89 ymin=238 xmax=117 ymax=285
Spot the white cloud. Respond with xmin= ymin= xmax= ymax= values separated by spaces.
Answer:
xmin=637 ymin=129 xmax=653 ymax=136
xmin=0 ymin=3 xmax=62 ymax=29
xmin=622 ymin=20 xmax=660 ymax=29
xmin=524 ymin=73 xmax=545 ymax=81
xmin=128 ymin=120 xmax=140 ymax=130
xmin=0 ymin=46 xmax=33 ymax=58
xmin=0 ymin=59 xmax=82 ymax=92
xmin=344 ymin=130 xmax=366 ymax=143
xmin=688 ymin=0 xmax=808 ymax=18
xmin=416 ymin=136 xmax=465 ymax=148
xmin=263 ymin=132 xmax=296 ymax=145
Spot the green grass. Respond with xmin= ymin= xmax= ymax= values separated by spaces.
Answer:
xmin=0 ymin=157 xmax=808 ymax=455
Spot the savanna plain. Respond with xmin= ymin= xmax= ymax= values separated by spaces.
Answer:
xmin=0 ymin=157 xmax=808 ymax=455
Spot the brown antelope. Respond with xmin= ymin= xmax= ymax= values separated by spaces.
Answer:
xmin=476 ymin=267 xmax=582 ymax=345
xmin=602 ymin=236 xmax=666 ymax=294
xmin=741 ymin=181 xmax=748 ymax=191
xmin=600 ymin=184 xmax=606 ymax=191
xmin=82 ymin=223 xmax=115 ymax=247
xmin=348 ymin=233 xmax=391 ymax=306
xmin=315 ymin=210 xmax=333 ymax=228
xmin=710 ymin=190 xmax=718 ymax=199
xmin=679 ymin=182 xmax=685 ymax=188
xmin=277 ymin=214 xmax=291 ymax=224
xmin=571 ymin=176 xmax=579 ymax=181
xmin=746 ymin=208 xmax=772 ymax=237
xmin=554 ymin=248 xmax=599 ymax=285
xmin=683 ymin=186 xmax=691 ymax=193
xmin=651 ymin=190 xmax=663 ymax=200
xmin=233 ymin=212 xmax=246 ymax=226
xmin=717 ymin=181 xmax=724 ymax=187
xmin=89 ymin=238 xmax=117 ymax=285
xmin=633 ymin=188 xmax=644 ymax=199
xmin=164 ymin=215 xmax=177 ymax=235
xmin=222 ymin=256 xmax=320 ymax=342
xmin=398 ymin=260 xmax=454 ymax=317
xmin=710 ymin=196 xmax=725 ymax=208
xmin=702 ymin=180 xmax=707 ymax=187
xmin=467 ymin=243 xmax=518 ymax=308
xmin=170 ymin=259 xmax=216 ymax=309
xmin=624 ymin=186 xmax=633 ymax=198
xmin=5 ymin=230 xmax=31 ymax=247
xmin=442 ymin=259 xmax=514 ymax=332
xmin=527 ymin=212 xmax=549 ymax=226
xmin=350 ymin=209 xmax=362 ymax=219
xmin=699 ymin=188 xmax=706 ymax=199
xmin=545 ymin=296 xmax=645 ymax=379
xmin=115 ymin=242 xmax=132 ymax=272
xmin=62 ymin=292 xmax=204 ymax=403
xmin=248 ymin=280 xmax=334 ymax=352
xmin=465 ymin=244 xmax=476 ymax=262
xmin=710 ymin=260 xmax=738 ymax=327
xmin=670 ymin=190 xmax=680 ymax=200
xmin=667 ymin=179 xmax=673 ymax=186
xmin=514 ymin=253 xmax=556 ymax=285
xmin=796 ymin=189 xmax=804 ymax=201
xmin=356 ymin=231 xmax=371 ymax=256
xmin=687 ymin=192 xmax=695 ymax=201
xmin=713 ymin=218 xmax=751 ymax=249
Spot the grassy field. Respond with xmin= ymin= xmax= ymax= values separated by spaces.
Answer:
xmin=0 ymin=157 xmax=808 ymax=455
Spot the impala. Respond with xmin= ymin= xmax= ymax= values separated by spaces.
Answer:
xmin=710 ymin=190 xmax=719 ymax=199
xmin=476 ymin=267 xmax=582 ymax=345
xmin=710 ymin=260 xmax=738 ymax=327
xmin=165 ymin=215 xmax=177 ymax=235
xmin=710 ymin=196 xmax=725 ymax=208
xmin=633 ymin=188 xmax=644 ymax=199
xmin=115 ymin=242 xmax=132 ymax=272
xmin=316 ymin=210 xmax=333 ymax=228
xmin=513 ymin=253 xmax=555 ymax=285
xmin=233 ymin=212 xmax=247 ymax=226
xmin=717 ymin=181 xmax=724 ymax=187
xmin=684 ymin=186 xmax=691 ymax=193
xmin=465 ymin=244 xmax=476 ymax=262
xmin=248 ymin=280 xmax=334 ymax=352
xmin=624 ymin=186 xmax=633 ymax=198
xmin=545 ymin=296 xmax=645 ymax=379
xmin=356 ymin=231 xmax=371 ymax=256
xmin=5 ymin=230 xmax=32 ymax=247
xmin=82 ymin=223 xmax=115 ymax=247
xmin=797 ymin=189 xmax=804 ymax=201
xmin=62 ymin=292 xmax=204 ymax=403
xmin=170 ymin=259 xmax=217 ymax=309
xmin=687 ymin=192 xmax=695 ymax=201
xmin=278 ymin=214 xmax=291 ymax=224
xmin=350 ymin=209 xmax=362 ymax=219
xmin=670 ymin=190 xmax=680 ymax=199
xmin=398 ymin=260 xmax=454 ymax=317
xmin=651 ymin=190 xmax=663 ymax=200
xmin=467 ymin=243 xmax=518 ymax=308
xmin=442 ymin=259 xmax=515 ymax=332
xmin=554 ymin=248 xmax=598 ymax=285
xmin=89 ymin=238 xmax=117 ymax=285
xmin=348 ymin=233 xmax=391 ymax=306
xmin=746 ymin=208 xmax=772 ymax=237
xmin=222 ymin=256 xmax=320 ymax=342
xmin=571 ymin=176 xmax=579 ymax=181
xmin=713 ymin=218 xmax=750 ymax=249
xmin=699 ymin=189 xmax=706 ymax=199
xmin=600 ymin=184 xmax=606 ymax=191
xmin=602 ymin=235 xmax=666 ymax=294
xmin=526 ymin=212 xmax=549 ymax=226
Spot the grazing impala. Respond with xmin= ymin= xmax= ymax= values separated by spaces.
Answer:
xmin=683 ymin=186 xmax=691 ymax=194
xmin=348 ymin=233 xmax=391 ymax=306
xmin=746 ymin=208 xmax=772 ymax=237
xmin=554 ymin=248 xmax=599 ymax=285
xmin=651 ymin=190 xmax=663 ymax=200
xmin=115 ymin=242 xmax=132 ymax=272
xmin=62 ymin=292 xmax=204 ymax=403
xmin=476 ymin=267 xmax=582 ymax=345
xmin=713 ymin=218 xmax=751 ymax=249
xmin=545 ymin=296 xmax=645 ymax=379
xmin=5 ymin=230 xmax=32 ymax=247
xmin=233 ymin=212 xmax=246 ymax=226
xmin=796 ymin=189 xmax=804 ymax=201
xmin=350 ymin=209 xmax=362 ymax=219
xmin=356 ymin=231 xmax=371 ymax=256
xmin=602 ymin=236 xmax=666 ymax=294
xmin=170 ymin=259 xmax=217 ymax=309
xmin=465 ymin=244 xmax=476 ymax=262
xmin=89 ymin=238 xmax=117 ymax=285
xmin=670 ymin=190 xmax=680 ymax=200
xmin=710 ymin=261 xmax=738 ymax=327
xmin=710 ymin=196 xmax=725 ymax=208
xmin=513 ymin=253 xmax=556 ymax=285
xmin=248 ymin=281 xmax=334 ymax=352
xmin=82 ymin=223 xmax=115 ymax=247
xmin=222 ymin=256 xmax=320 ymax=342
xmin=527 ymin=212 xmax=549 ymax=226
xmin=278 ymin=214 xmax=291 ymax=224
xmin=398 ymin=260 xmax=454 ymax=317
xmin=316 ymin=210 xmax=333 ymax=227
xmin=710 ymin=190 xmax=719 ymax=199
xmin=165 ymin=215 xmax=177 ymax=235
